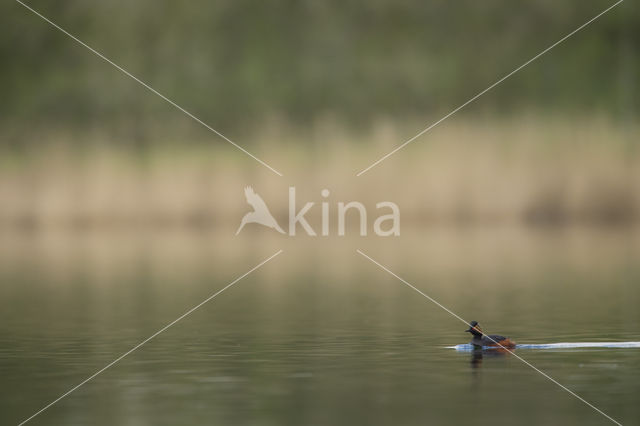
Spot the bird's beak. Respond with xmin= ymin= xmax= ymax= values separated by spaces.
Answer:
xmin=465 ymin=328 xmax=472 ymax=333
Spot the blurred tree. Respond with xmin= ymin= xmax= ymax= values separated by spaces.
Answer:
xmin=1 ymin=0 xmax=637 ymax=144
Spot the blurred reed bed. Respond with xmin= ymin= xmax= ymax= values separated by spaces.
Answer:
xmin=0 ymin=114 xmax=638 ymax=230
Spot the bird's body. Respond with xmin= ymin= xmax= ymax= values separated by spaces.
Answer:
xmin=236 ymin=186 xmax=285 ymax=235
xmin=466 ymin=321 xmax=516 ymax=349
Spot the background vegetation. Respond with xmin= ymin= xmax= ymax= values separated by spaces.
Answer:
xmin=1 ymin=0 xmax=638 ymax=228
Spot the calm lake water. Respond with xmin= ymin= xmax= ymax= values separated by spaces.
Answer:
xmin=1 ymin=227 xmax=639 ymax=425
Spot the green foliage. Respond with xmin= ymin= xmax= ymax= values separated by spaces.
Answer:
xmin=2 ymin=0 xmax=638 ymax=138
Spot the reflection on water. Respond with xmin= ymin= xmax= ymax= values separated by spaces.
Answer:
xmin=469 ymin=348 xmax=512 ymax=370
xmin=1 ymin=227 xmax=640 ymax=425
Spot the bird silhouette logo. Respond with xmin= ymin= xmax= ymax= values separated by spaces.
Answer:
xmin=236 ymin=186 xmax=286 ymax=235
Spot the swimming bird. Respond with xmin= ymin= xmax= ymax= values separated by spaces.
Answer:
xmin=236 ymin=186 xmax=286 ymax=235
xmin=465 ymin=321 xmax=516 ymax=349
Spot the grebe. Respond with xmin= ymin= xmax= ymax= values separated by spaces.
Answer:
xmin=466 ymin=321 xmax=516 ymax=349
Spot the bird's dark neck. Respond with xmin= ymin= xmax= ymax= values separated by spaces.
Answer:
xmin=470 ymin=329 xmax=483 ymax=337
xmin=471 ymin=335 xmax=483 ymax=344
xmin=470 ymin=329 xmax=484 ymax=347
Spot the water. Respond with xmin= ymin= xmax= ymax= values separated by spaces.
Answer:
xmin=1 ymin=228 xmax=639 ymax=425
xmin=450 ymin=342 xmax=640 ymax=350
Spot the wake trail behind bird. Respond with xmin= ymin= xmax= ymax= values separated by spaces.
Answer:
xmin=448 ymin=342 xmax=640 ymax=351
